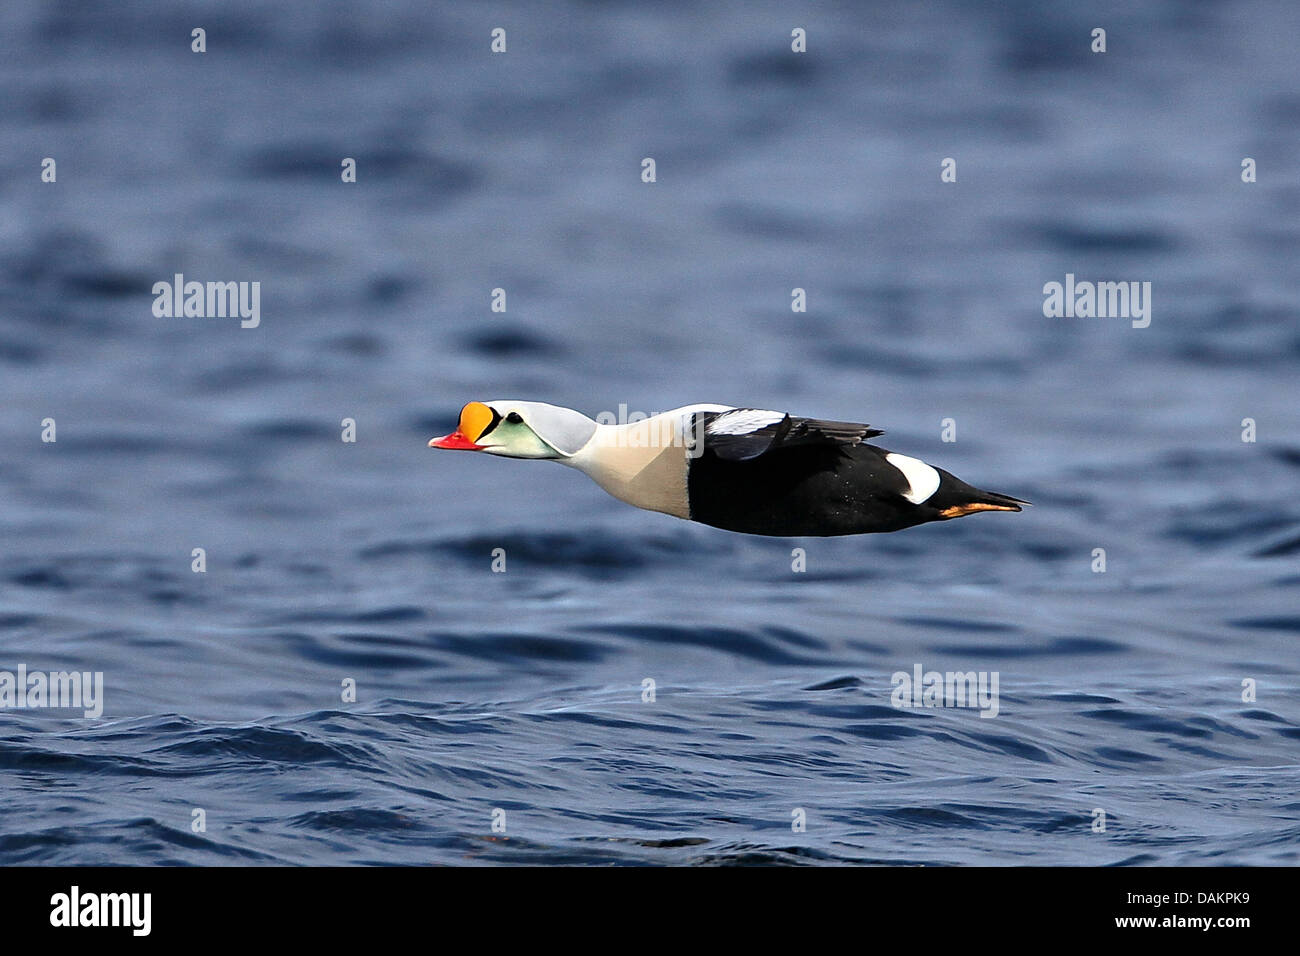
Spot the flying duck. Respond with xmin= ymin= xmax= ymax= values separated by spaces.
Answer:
xmin=429 ymin=402 xmax=1026 ymax=537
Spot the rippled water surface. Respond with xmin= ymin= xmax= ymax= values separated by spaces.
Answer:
xmin=1 ymin=0 xmax=1298 ymax=864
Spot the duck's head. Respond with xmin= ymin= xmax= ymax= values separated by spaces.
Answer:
xmin=428 ymin=401 xmax=597 ymax=460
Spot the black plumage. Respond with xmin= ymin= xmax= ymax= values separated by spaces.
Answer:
xmin=687 ymin=411 xmax=1024 ymax=536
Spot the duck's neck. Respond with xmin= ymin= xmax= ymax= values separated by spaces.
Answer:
xmin=561 ymin=412 xmax=697 ymax=519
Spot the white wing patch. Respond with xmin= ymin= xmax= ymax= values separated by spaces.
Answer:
xmin=706 ymin=408 xmax=786 ymax=436
xmin=886 ymin=453 xmax=941 ymax=504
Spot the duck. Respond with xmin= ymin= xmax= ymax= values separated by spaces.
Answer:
xmin=429 ymin=401 xmax=1027 ymax=537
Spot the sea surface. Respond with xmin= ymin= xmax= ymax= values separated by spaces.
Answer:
xmin=1 ymin=0 xmax=1298 ymax=865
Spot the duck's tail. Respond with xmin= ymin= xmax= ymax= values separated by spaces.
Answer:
xmin=929 ymin=468 xmax=1029 ymax=519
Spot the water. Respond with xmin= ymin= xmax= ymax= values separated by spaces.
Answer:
xmin=1 ymin=0 xmax=1298 ymax=865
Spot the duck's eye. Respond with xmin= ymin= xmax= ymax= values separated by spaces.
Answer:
xmin=506 ymin=412 xmax=523 ymax=424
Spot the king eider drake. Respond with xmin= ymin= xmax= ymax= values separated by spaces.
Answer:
xmin=429 ymin=402 xmax=1027 ymax=537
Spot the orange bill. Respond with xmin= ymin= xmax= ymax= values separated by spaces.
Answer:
xmin=429 ymin=402 xmax=495 ymax=450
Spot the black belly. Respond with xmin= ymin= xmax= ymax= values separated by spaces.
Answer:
xmin=686 ymin=443 xmax=925 ymax=536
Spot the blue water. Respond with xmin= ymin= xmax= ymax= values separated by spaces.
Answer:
xmin=2 ymin=0 xmax=1298 ymax=865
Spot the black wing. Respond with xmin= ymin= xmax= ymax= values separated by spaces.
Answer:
xmin=701 ymin=408 xmax=884 ymax=462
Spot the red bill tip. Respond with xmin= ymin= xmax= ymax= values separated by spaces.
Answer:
xmin=429 ymin=430 xmax=485 ymax=450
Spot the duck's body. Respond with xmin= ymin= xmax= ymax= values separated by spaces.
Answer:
xmin=430 ymin=402 xmax=1026 ymax=537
